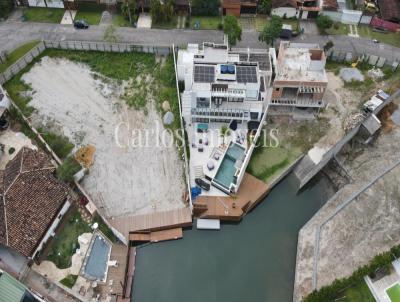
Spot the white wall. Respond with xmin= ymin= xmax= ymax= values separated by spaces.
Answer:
xmin=271 ymin=7 xmax=298 ymax=18
xmin=32 ymin=200 xmax=71 ymax=259
xmin=341 ymin=9 xmax=362 ymax=24
xmin=28 ymin=0 xmax=64 ymax=8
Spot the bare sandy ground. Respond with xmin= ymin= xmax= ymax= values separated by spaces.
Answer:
xmin=308 ymin=72 xmax=363 ymax=163
xmin=22 ymin=57 xmax=185 ymax=218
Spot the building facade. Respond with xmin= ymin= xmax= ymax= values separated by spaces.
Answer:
xmin=177 ymin=42 xmax=272 ymax=126
xmin=270 ymin=42 xmax=328 ymax=113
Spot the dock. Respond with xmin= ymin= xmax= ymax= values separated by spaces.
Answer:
xmin=110 ymin=207 xmax=192 ymax=240
xmin=129 ymin=228 xmax=183 ymax=243
xmin=193 ymin=173 xmax=269 ymax=221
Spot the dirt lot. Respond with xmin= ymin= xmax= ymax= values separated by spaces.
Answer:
xmin=22 ymin=57 xmax=185 ymax=218
xmin=294 ymin=78 xmax=400 ymax=300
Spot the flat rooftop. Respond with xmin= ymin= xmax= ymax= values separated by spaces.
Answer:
xmin=275 ymin=42 xmax=328 ymax=83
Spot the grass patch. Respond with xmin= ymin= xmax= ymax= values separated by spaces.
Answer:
xmin=38 ymin=128 xmax=75 ymax=159
xmin=113 ymin=14 xmax=132 ymax=27
xmin=75 ymin=10 xmax=102 ymax=25
xmin=333 ymin=279 xmax=376 ymax=302
xmin=358 ymin=25 xmax=400 ymax=48
xmin=255 ymin=17 xmax=299 ymax=32
xmin=387 ymin=283 xmax=400 ymax=302
xmin=22 ymin=7 xmax=64 ymax=23
xmin=152 ymin=16 xmax=178 ymax=29
xmin=247 ymin=118 xmax=329 ymax=183
xmin=0 ymin=41 xmax=40 ymax=73
xmin=190 ymin=16 xmax=222 ymax=30
xmin=56 ymin=156 xmax=81 ymax=182
xmin=59 ymin=274 xmax=78 ymax=288
xmin=327 ymin=22 xmax=349 ymax=35
xmin=46 ymin=209 xmax=91 ymax=269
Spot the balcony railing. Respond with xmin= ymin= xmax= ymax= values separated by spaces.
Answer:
xmin=191 ymin=108 xmax=250 ymax=119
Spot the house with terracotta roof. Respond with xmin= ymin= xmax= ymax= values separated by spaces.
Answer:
xmin=0 ymin=147 xmax=71 ymax=260
xmin=378 ymin=0 xmax=400 ymax=23
xmin=222 ymin=0 xmax=258 ymax=16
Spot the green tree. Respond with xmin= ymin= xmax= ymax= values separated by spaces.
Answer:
xmin=191 ymin=0 xmax=220 ymax=16
xmin=258 ymin=0 xmax=271 ymax=15
xmin=223 ymin=16 xmax=242 ymax=48
xmin=56 ymin=156 xmax=81 ymax=183
xmin=0 ymin=0 xmax=14 ymax=19
xmin=121 ymin=0 xmax=136 ymax=24
xmin=316 ymin=15 xmax=333 ymax=34
xmin=258 ymin=16 xmax=282 ymax=46
xmin=150 ymin=0 xmax=162 ymax=23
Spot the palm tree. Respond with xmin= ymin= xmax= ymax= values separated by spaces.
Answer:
xmin=220 ymin=125 xmax=230 ymax=146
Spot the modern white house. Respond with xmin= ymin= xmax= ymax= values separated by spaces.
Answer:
xmin=177 ymin=42 xmax=274 ymax=196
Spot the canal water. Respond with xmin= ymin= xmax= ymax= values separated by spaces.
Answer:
xmin=132 ymin=174 xmax=334 ymax=302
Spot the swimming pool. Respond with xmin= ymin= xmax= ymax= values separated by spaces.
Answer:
xmin=213 ymin=143 xmax=245 ymax=190
xmin=81 ymin=232 xmax=112 ymax=283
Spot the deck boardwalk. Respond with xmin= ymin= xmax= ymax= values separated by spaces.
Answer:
xmin=97 ymin=243 xmax=129 ymax=297
xmin=110 ymin=208 xmax=192 ymax=240
xmin=193 ymin=173 xmax=269 ymax=221
xmin=129 ymin=228 xmax=183 ymax=243
xmin=123 ymin=247 xmax=136 ymax=299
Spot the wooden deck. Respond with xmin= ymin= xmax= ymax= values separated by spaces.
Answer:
xmin=110 ymin=207 xmax=192 ymax=240
xmin=98 ymin=243 xmax=129 ymax=297
xmin=123 ymin=247 xmax=136 ymax=299
xmin=193 ymin=173 xmax=269 ymax=221
xmin=129 ymin=228 xmax=183 ymax=243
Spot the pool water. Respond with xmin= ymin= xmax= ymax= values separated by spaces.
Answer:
xmin=214 ymin=143 xmax=245 ymax=189
xmin=82 ymin=234 xmax=111 ymax=282
xmin=132 ymin=174 xmax=335 ymax=302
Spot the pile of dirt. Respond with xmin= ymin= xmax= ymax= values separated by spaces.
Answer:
xmin=75 ymin=145 xmax=95 ymax=168
xmin=378 ymin=102 xmax=399 ymax=133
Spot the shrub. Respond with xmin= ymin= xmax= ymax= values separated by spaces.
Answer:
xmin=39 ymin=129 xmax=74 ymax=159
xmin=8 ymin=147 xmax=15 ymax=155
xmin=60 ymin=274 xmax=78 ymax=288
xmin=217 ymin=22 xmax=223 ymax=30
xmin=56 ymin=156 xmax=81 ymax=183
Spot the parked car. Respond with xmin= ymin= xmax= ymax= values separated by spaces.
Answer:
xmin=372 ymin=39 xmax=379 ymax=43
xmin=195 ymin=178 xmax=210 ymax=191
xmin=74 ymin=20 xmax=89 ymax=29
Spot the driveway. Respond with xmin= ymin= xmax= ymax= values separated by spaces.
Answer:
xmin=137 ymin=13 xmax=152 ymax=29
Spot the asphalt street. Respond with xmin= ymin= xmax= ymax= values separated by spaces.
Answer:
xmin=1 ymin=21 xmax=400 ymax=63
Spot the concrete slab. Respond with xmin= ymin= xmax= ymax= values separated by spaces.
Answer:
xmin=137 ymin=13 xmax=152 ymax=29
xmin=61 ymin=10 xmax=77 ymax=25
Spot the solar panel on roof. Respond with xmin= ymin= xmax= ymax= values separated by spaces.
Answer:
xmin=236 ymin=66 xmax=258 ymax=83
xmin=194 ymin=65 xmax=215 ymax=83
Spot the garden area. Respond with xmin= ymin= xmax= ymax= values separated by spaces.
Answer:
xmin=190 ymin=16 xmax=222 ymax=30
xmin=247 ymin=117 xmax=329 ymax=184
xmin=46 ymin=209 xmax=91 ymax=269
xmin=332 ymin=280 xmax=375 ymax=302
xmin=22 ymin=7 xmax=64 ymax=23
xmin=74 ymin=3 xmax=104 ymax=25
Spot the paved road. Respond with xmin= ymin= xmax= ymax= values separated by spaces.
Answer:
xmin=1 ymin=21 xmax=400 ymax=63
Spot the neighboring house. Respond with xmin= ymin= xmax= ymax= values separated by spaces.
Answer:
xmin=222 ymin=0 xmax=258 ymax=16
xmin=270 ymin=42 xmax=328 ymax=114
xmin=0 ymin=148 xmax=71 ymax=260
xmin=378 ymin=0 xmax=400 ymax=23
xmin=177 ymin=42 xmax=273 ymax=194
xmin=271 ymin=0 xmax=321 ymax=19
xmin=271 ymin=0 xmax=298 ymax=18
xmin=0 ymin=269 xmax=43 ymax=302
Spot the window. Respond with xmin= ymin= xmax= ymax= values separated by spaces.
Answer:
xmin=275 ymin=88 xmax=280 ymax=92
